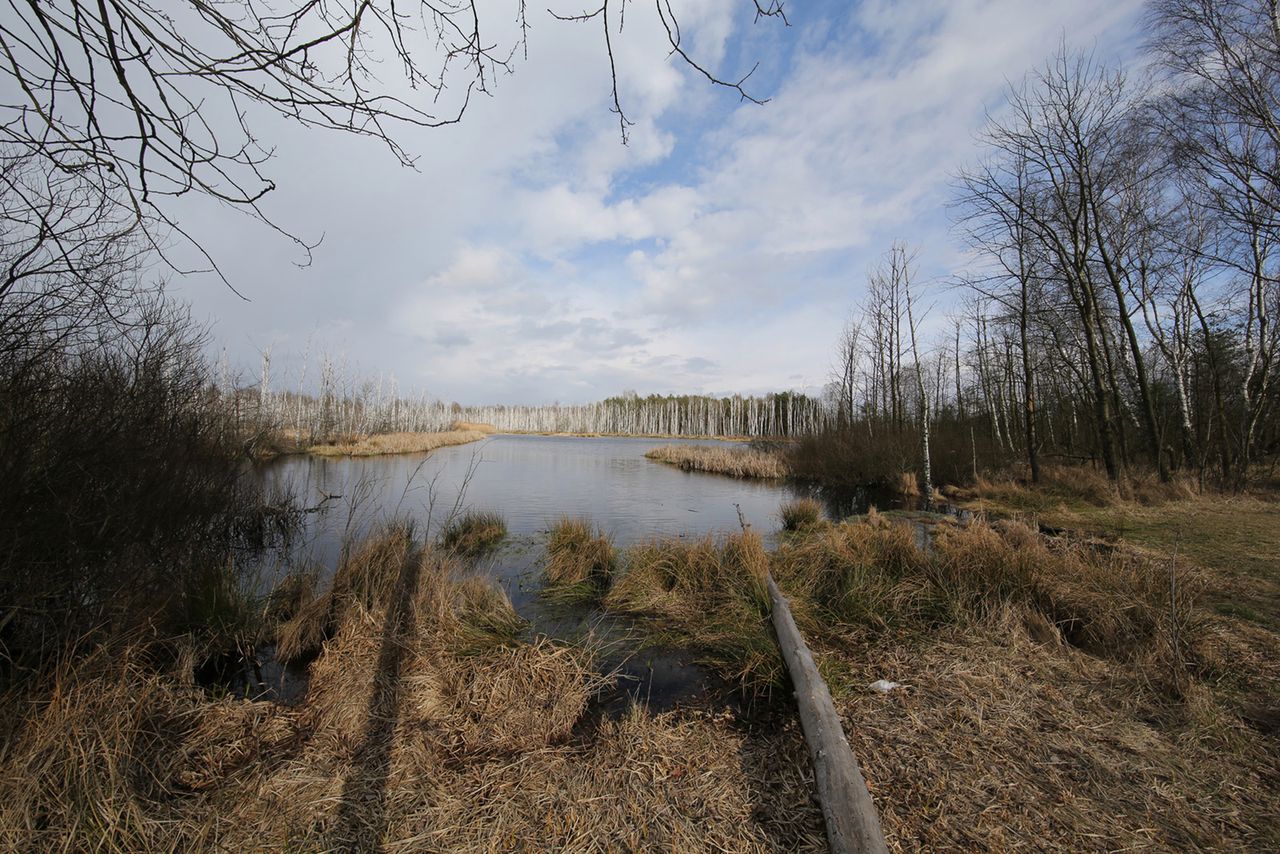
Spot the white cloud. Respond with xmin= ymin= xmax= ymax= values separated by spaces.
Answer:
xmin=169 ymin=1 xmax=1145 ymax=404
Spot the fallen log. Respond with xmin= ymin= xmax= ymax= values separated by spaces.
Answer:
xmin=767 ymin=573 xmax=889 ymax=854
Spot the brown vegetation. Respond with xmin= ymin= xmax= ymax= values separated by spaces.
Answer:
xmin=3 ymin=503 xmax=1277 ymax=852
xmin=605 ymin=533 xmax=782 ymax=692
xmin=595 ymin=509 xmax=1278 ymax=850
xmin=779 ymin=497 xmax=825 ymax=532
xmin=644 ymin=443 xmax=789 ymax=479
xmin=439 ymin=510 xmax=507 ymax=557
xmin=543 ymin=517 xmax=617 ymax=602
xmin=0 ymin=526 xmax=826 ymax=852
xmin=308 ymin=427 xmax=491 ymax=457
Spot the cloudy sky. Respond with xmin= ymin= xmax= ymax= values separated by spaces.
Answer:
xmin=169 ymin=0 xmax=1147 ymax=405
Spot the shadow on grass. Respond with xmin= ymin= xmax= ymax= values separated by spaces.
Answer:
xmin=332 ymin=551 xmax=422 ymax=852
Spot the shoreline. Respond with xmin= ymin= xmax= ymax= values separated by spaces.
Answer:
xmin=259 ymin=429 xmax=783 ymax=460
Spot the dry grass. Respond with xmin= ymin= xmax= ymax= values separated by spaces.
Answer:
xmin=592 ymin=513 xmax=1278 ymax=849
xmin=769 ymin=514 xmax=1279 ymax=851
xmin=956 ymin=464 xmax=1199 ymax=513
xmin=605 ymin=533 xmax=783 ymax=692
xmin=768 ymin=514 xmax=1189 ymax=668
xmin=275 ymin=523 xmax=421 ymax=664
xmin=447 ymin=420 xmax=497 ymax=434
xmin=0 ymin=526 xmax=827 ymax=853
xmin=779 ymin=497 xmax=825 ymax=532
xmin=644 ymin=444 xmax=788 ymax=479
xmin=543 ymin=517 xmax=616 ymax=601
xmin=308 ymin=428 xmax=489 ymax=457
xmin=834 ymin=616 xmax=1279 ymax=851
xmin=439 ymin=509 xmax=507 ymax=557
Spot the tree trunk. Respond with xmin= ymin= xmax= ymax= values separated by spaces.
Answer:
xmin=767 ymin=575 xmax=889 ymax=854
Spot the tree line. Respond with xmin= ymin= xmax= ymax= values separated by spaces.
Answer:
xmin=248 ymin=358 xmax=827 ymax=441
xmin=824 ymin=0 xmax=1279 ymax=490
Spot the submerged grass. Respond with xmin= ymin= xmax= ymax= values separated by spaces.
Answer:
xmin=644 ymin=444 xmax=789 ymax=479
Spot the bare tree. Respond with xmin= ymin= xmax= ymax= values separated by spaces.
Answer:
xmin=1149 ymin=0 xmax=1280 ymax=483
xmin=1 ymin=1 xmax=786 ymax=279
xmin=895 ymin=244 xmax=933 ymax=496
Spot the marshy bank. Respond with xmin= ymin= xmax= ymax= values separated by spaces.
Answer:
xmin=4 ymin=503 xmax=1277 ymax=851
xmin=0 ymin=523 xmax=827 ymax=852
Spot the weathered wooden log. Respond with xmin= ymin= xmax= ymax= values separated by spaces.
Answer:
xmin=767 ymin=573 xmax=889 ymax=854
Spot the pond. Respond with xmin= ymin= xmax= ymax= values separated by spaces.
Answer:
xmin=255 ymin=434 xmax=815 ymax=570
xmin=250 ymin=434 xmax=818 ymax=710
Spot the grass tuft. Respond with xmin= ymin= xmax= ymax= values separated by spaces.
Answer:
xmin=606 ymin=532 xmax=781 ymax=692
xmin=779 ymin=497 xmax=825 ymax=532
xmin=543 ymin=517 xmax=616 ymax=600
xmin=439 ymin=509 xmax=507 ymax=556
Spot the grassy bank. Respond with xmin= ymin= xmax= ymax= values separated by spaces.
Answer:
xmin=644 ymin=444 xmax=789 ymax=479
xmin=0 ymin=525 xmax=826 ymax=852
xmin=308 ymin=425 xmax=494 ymax=457
xmin=5 ymin=489 xmax=1277 ymax=851
xmin=589 ymin=510 xmax=1279 ymax=850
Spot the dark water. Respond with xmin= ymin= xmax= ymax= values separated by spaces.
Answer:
xmin=249 ymin=435 xmax=817 ymax=710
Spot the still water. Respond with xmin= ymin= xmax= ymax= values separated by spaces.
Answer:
xmin=256 ymin=433 xmax=812 ymax=572
xmin=251 ymin=434 xmax=815 ymax=709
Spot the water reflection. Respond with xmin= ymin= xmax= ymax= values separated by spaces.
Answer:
xmin=255 ymin=434 xmax=815 ymax=573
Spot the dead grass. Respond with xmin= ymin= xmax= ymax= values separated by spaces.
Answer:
xmin=0 ymin=526 xmax=827 ymax=853
xmin=275 ymin=523 xmax=420 ymax=664
xmin=439 ymin=509 xmax=507 ymax=557
xmin=308 ymin=428 xmax=489 ymax=457
xmin=644 ymin=444 xmax=788 ymax=479
xmin=832 ymin=616 xmax=1279 ymax=851
xmin=542 ymin=517 xmax=617 ymax=603
xmin=956 ymin=464 xmax=1199 ymax=514
xmin=447 ymin=420 xmax=497 ymax=433
xmin=4 ymin=501 xmax=1276 ymax=852
xmin=773 ymin=514 xmax=1279 ymax=851
xmin=769 ymin=513 xmax=1190 ymax=668
xmin=779 ymin=497 xmax=825 ymax=532
xmin=594 ymin=512 xmax=1278 ymax=849
xmin=605 ymin=533 xmax=782 ymax=692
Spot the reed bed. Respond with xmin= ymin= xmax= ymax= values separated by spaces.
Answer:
xmin=644 ymin=444 xmax=789 ymax=479
xmin=439 ymin=509 xmax=507 ymax=557
xmin=308 ymin=428 xmax=490 ymax=457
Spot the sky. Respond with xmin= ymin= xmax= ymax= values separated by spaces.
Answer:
xmin=165 ymin=0 xmax=1149 ymax=405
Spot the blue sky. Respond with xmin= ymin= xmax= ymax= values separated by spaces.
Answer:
xmin=168 ymin=0 xmax=1148 ymax=405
